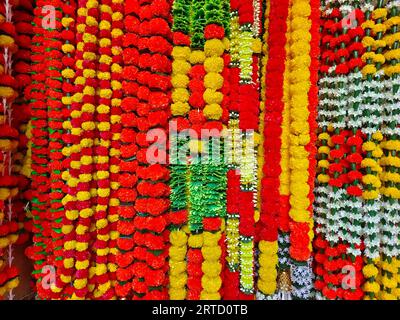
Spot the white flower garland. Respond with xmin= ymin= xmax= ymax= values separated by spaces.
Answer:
xmin=343 ymin=70 xmax=363 ymax=258
xmin=290 ymin=259 xmax=314 ymax=300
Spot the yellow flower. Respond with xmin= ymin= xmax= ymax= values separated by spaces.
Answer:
xmin=202 ymin=246 xmax=221 ymax=261
xmin=372 ymin=8 xmax=388 ymax=20
xmin=317 ymin=174 xmax=329 ymax=183
xmin=169 ymin=274 xmax=187 ymax=289
xmin=252 ymin=38 xmax=262 ymax=54
xmin=76 ymin=260 xmax=90 ymax=270
xmin=362 ymin=36 xmax=375 ymax=47
xmin=372 ymin=24 xmax=387 ymax=35
xmin=382 ymin=276 xmax=397 ymax=289
xmin=171 ymin=102 xmax=190 ymax=116
xmin=361 ymin=64 xmax=377 ymax=77
xmin=201 ymin=275 xmax=222 ymax=293
xmin=384 ymin=48 xmax=400 ymax=62
xmin=372 ymin=147 xmax=383 ymax=158
xmin=189 ymin=50 xmax=205 ymax=64
xmin=204 ymin=57 xmax=224 ymax=73
xmin=362 ymin=20 xmax=375 ymax=30
xmin=318 ymin=146 xmax=330 ymax=155
xmin=172 ymin=46 xmax=191 ymax=60
xmin=62 ymin=17 xmax=74 ymax=28
xmin=73 ymin=279 xmax=87 ymax=290
xmin=62 ymin=44 xmax=75 ymax=54
xmin=257 ymin=279 xmax=276 ymax=295
xmin=169 ymin=245 xmax=187 ymax=261
xmin=169 ymin=288 xmax=186 ymax=300
xmin=170 ymin=230 xmax=187 ymax=246
xmin=362 ymin=174 xmax=381 ymax=188
xmin=383 ymin=140 xmax=400 ymax=151
xmin=204 ymin=39 xmax=225 ymax=57
xmin=259 ymin=240 xmax=278 ymax=254
xmin=172 ymin=88 xmax=190 ymax=103
xmin=173 ymin=60 xmax=191 ymax=74
xmin=362 ymin=190 xmax=379 ymax=200
xmin=66 ymin=209 xmax=79 ymax=221
xmin=0 ymin=35 xmax=14 ymax=47
xmin=379 ymin=292 xmax=396 ymax=300
xmin=203 ymin=104 xmax=223 ymax=120
xmin=384 ymin=16 xmax=400 ymax=28
xmin=200 ymin=292 xmax=220 ymax=300
xmin=169 ymin=260 xmax=186 ymax=275
xmin=259 ymin=267 xmax=278 ymax=282
xmin=363 ymin=281 xmax=380 ymax=293
xmin=203 ymin=89 xmax=223 ymax=104
xmin=204 ymin=72 xmax=224 ymax=90
xmin=363 ymin=141 xmax=377 ymax=152
xmin=291 ymin=2 xmax=311 ymax=17
xmin=172 ymin=74 xmax=189 ymax=88
xmin=362 ymin=264 xmax=379 ymax=278
xmin=0 ymin=86 xmax=15 ymax=98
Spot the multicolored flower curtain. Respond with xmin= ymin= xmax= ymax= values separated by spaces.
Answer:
xmin=0 ymin=0 xmax=399 ymax=301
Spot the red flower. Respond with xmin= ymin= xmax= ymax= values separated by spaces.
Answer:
xmin=204 ymin=24 xmax=225 ymax=40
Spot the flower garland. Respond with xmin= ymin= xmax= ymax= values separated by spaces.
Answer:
xmin=341 ymin=2 xmax=366 ymax=301
xmin=44 ymin=0 xmax=65 ymax=300
xmin=58 ymin=0 xmax=77 ymax=299
xmin=25 ymin=0 xmax=53 ymax=298
xmin=0 ymin=0 xmax=21 ymax=300
xmin=115 ymin=0 xmax=140 ymax=299
xmin=90 ymin=0 xmax=118 ymax=300
xmin=236 ymin=0 xmax=261 ymax=300
xmin=223 ymin=0 xmax=240 ymax=300
xmin=108 ymin=0 xmax=123 ymax=300
xmin=225 ymin=170 xmax=241 ymax=299
xmin=255 ymin=0 xmax=272 ymax=301
xmin=318 ymin=3 xmax=351 ymax=300
xmin=10 ymin=0 xmax=33 ymax=270
xmin=273 ymin=0 xmax=292 ymax=300
xmin=288 ymin=0 xmax=318 ymax=300
xmin=378 ymin=0 xmax=400 ymax=300
xmin=257 ymin=0 xmax=289 ymax=299
xmin=186 ymin=0 xmax=206 ymax=300
xmin=132 ymin=0 xmax=171 ymax=300
xmin=360 ymin=1 xmax=387 ymax=300
xmin=199 ymin=0 xmax=228 ymax=300
xmin=169 ymin=0 xmax=192 ymax=300
xmin=64 ymin=0 xmax=99 ymax=300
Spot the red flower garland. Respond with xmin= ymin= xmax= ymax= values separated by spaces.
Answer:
xmin=130 ymin=0 xmax=171 ymax=300
xmin=258 ymin=0 xmax=289 ymax=245
xmin=115 ymin=0 xmax=140 ymax=298
xmin=25 ymin=0 xmax=53 ymax=297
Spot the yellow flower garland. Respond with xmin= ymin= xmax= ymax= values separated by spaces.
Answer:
xmin=257 ymin=240 xmax=278 ymax=294
xmin=257 ymin=0 xmax=279 ymax=297
xmin=169 ymin=228 xmax=188 ymax=300
xmin=200 ymin=231 xmax=222 ymax=300
xmin=203 ymin=38 xmax=226 ymax=121
xmin=288 ymin=0 xmax=313 ymax=253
